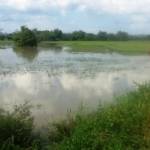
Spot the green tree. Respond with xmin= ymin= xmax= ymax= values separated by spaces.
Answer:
xmin=72 ymin=31 xmax=85 ymax=40
xmin=97 ymin=31 xmax=108 ymax=41
xmin=0 ymin=29 xmax=5 ymax=40
xmin=116 ymin=31 xmax=129 ymax=41
xmin=13 ymin=26 xmax=37 ymax=47
xmin=53 ymin=29 xmax=63 ymax=40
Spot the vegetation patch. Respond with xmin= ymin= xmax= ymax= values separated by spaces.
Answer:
xmin=40 ymin=41 xmax=150 ymax=54
xmin=0 ymin=84 xmax=150 ymax=149
xmin=53 ymin=84 xmax=150 ymax=149
xmin=13 ymin=26 xmax=37 ymax=47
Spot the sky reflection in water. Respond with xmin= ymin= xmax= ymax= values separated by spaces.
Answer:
xmin=0 ymin=46 xmax=150 ymax=125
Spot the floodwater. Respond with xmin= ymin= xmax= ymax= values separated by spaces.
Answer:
xmin=0 ymin=45 xmax=150 ymax=125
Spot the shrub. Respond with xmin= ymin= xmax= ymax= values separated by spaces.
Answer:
xmin=0 ymin=102 xmax=34 ymax=149
xmin=13 ymin=26 xmax=37 ymax=47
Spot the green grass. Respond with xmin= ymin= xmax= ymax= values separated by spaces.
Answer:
xmin=40 ymin=41 xmax=150 ymax=54
xmin=1 ymin=40 xmax=150 ymax=54
xmin=0 ymin=102 xmax=34 ymax=149
xmin=0 ymin=84 xmax=150 ymax=149
xmin=52 ymin=84 xmax=150 ymax=150
xmin=0 ymin=40 xmax=13 ymax=46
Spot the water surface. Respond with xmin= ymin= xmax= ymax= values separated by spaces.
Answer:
xmin=0 ymin=46 xmax=150 ymax=124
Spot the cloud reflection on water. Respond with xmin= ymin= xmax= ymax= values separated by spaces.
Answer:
xmin=0 ymin=70 xmax=150 ymax=125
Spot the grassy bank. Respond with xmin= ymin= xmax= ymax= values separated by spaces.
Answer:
xmin=0 ymin=84 xmax=150 ymax=149
xmin=54 ymin=84 xmax=150 ymax=150
xmin=1 ymin=40 xmax=150 ymax=54
xmin=40 ymin=41 xmax=150 ymax=54
xmin=0 ymin=40 xmax=13 ymax=46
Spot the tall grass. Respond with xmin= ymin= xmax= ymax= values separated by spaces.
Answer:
xmin=53 ymin=84 xmax=150 ymax=149
xmin=0 ymin=84 xmax=150 ymax=149
xmin=0 ymin=102 xmax=41 ymax=150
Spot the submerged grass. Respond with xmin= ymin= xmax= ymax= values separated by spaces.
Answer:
xmin=0 ymin=84 xmax=150 ymax=149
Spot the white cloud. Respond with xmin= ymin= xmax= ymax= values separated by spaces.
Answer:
xmin=131 ymin=15 xmax=148 ymax=24
xmin=129 ymin=15 xmax=150 ymax=33
xmin=0 ymin=0 xmax=150 ymax=33
xmin=0 ymin=0 xmax=32 ymax=10
xmin=80 ymin=0 xmax=150 ymax=14
xmin=1 ymin=0 xmax=150 ymax=14
xmin=0 ymin=0 xmax=74 ymax=11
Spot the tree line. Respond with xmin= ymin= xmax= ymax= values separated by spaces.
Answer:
xmin=1 ymin=27 xmax=150 ymax=41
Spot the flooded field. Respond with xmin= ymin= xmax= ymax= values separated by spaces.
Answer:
xmin=0 ymin=45 xmax=150 ymax=124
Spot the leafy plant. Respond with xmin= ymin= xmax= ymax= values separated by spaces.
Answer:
xmin=0 ymin=102 xmax=34 ymax=149
xmin=13 ymin=26 xmax=37 ymax=47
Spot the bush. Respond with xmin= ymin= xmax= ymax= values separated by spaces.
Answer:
xmin=13 ymin=26 xmax=37 ymax=47
xmin=48 ymin=117 xmax=75 ymax=144
xmin=0 ymin=102 xmax=34 ymax=149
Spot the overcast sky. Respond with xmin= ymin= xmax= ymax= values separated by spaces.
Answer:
xmin=0 ymin=0 xmax=150 ymax=33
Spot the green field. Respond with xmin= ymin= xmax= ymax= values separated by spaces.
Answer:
xmin=1 ymin=40 xmax=150 ymax=54
xmin=0 ymin=40 xmax=13 ymax=45
xmin=40 ymin=41 xmax=150 ymax=54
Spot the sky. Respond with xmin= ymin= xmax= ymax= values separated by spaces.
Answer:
xmin=0 ymin=0 xmax=150 ymax=34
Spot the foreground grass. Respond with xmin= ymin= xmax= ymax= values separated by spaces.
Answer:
xmin=40 ymin=41 xmax=150 ymax=54
xmin=0 ymin=103 xmax=35 ymax=149
xmin=0 ymin=84 xmax=150 ymax=149
xmin=50 ymin=84 xmax=150 ymax=150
